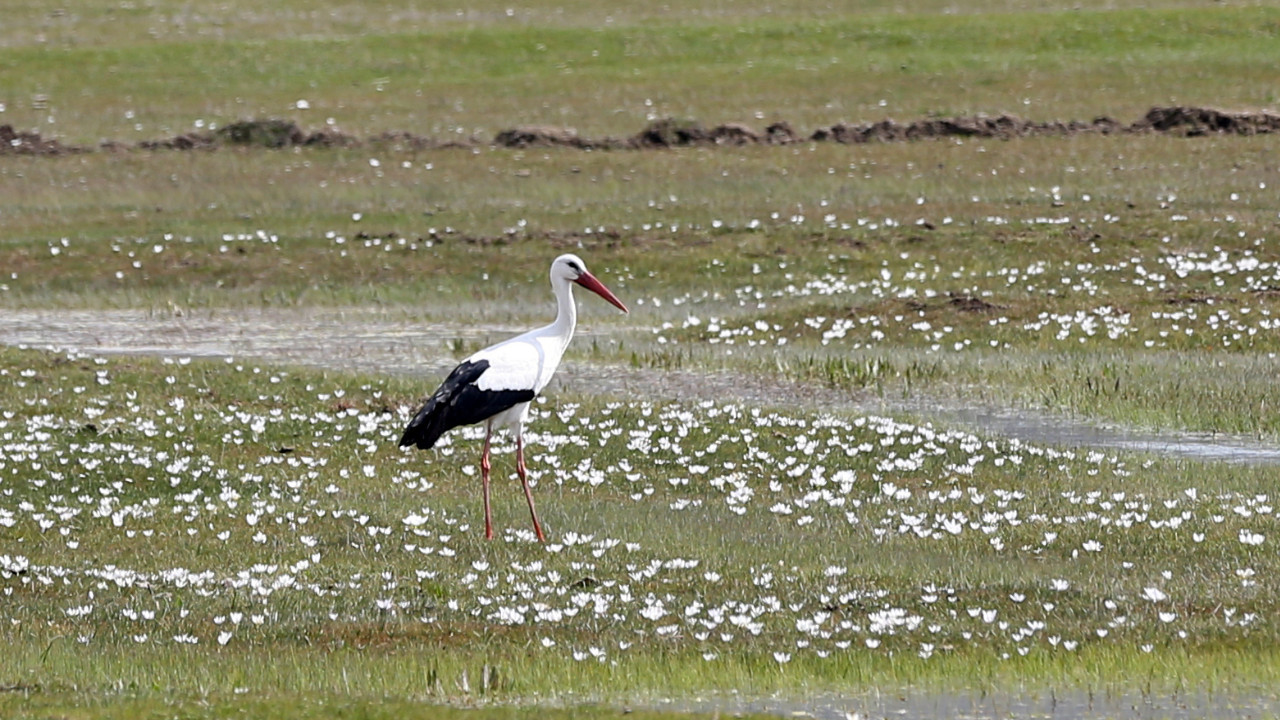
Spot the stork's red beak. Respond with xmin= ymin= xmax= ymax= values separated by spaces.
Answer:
xmin=575 ymin=271 xmax=629 ymax=313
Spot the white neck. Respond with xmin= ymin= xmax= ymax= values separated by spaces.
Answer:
xmin=548 ymin=275 xmax=577 ymax=346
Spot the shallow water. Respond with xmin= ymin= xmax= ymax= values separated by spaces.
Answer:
xmin=5 ymin=307 xmax=1280 ymax=466
xmin=672 ymin=686 xmax=1280 ymax=720
xmin=0 ymin=307 xmax=511 ymax=372
xmin=882 ymin=396 xmax=1280 ymax=466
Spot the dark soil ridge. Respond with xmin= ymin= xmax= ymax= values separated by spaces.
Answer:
xmin=3 ymin=106 xmax=1278 ymax=157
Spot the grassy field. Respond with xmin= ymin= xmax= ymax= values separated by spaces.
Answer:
xmin=4 ymin=346 xmax=1280 ymax=717
xmin=4 ymin=0 xmax=1280 ymax=717
xmin=2 ymin=2 xmax=1279 ymax=143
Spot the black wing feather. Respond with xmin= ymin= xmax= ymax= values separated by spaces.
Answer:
xmin=399 ymin=359 xmax=537 ymax=450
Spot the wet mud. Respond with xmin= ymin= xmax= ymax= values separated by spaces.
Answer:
xmin=4 ymin=307 xmax=1280 ymax=466
xmin=3 ymin=106 xmax=1278 ymax=157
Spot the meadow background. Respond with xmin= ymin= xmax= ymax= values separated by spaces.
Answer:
xmin=3 ymin=0 xmax=1280 ymax=718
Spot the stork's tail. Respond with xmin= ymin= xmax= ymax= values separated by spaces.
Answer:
xmin=400 ymin=359 xmax=494 ymax=450
xmin=399 ymin=398 xmax=447 ymax=449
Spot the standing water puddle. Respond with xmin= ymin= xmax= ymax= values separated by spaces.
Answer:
xmin=880 ymin=396 xmax=1280 ymax=466
xmin=670 ymin=686 xmax=1280 ymax=719
xmin=4 ymin=307 xmax=1280 ymax=466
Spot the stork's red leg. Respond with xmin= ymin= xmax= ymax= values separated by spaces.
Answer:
xmin=516 ymin=436 xmax=546 ymax=542
xmin=481 ymin=426 xmax=494 ymax=540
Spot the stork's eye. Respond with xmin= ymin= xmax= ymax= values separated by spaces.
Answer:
xmin=566 ymin=260 xmax=582 ymax=273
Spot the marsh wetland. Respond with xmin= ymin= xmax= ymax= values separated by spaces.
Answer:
xmin=3 ymin=1 xmax=1280 ymax=718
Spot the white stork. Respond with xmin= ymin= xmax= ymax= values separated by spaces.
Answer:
xmin=399 ymin=253 xmax=629 ymax=542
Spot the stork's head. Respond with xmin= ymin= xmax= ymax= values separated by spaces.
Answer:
xmin=552 ymin=253 xmax=629 ymax=313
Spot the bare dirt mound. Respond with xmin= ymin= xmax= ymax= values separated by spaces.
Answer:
xmin=0 ymin=124 xmax=83 ymax=156
xmin=628 ymin=119 xmax=802 ymax=147
xmin=764 ymin=121 xmax=801 ymax=144
xmin=135 ymin=133 xmax=221 ymax=151
xmin=4 ymin=106 xmax=1278 ymax=158
xmin=630 ymin=119 xmax=714 ymax=148
xmin=810 ymin=114 xmax=1124 ymax=143
xmin=137 ymin=120 xmax=359 ymax=151
xmin=1133 ymin=106 xmax=1280 ymax=136
xmin=948 ymin=294 xmax=1004 ymax=313
xmin=494 ymin=125 xmax=592 ymax=149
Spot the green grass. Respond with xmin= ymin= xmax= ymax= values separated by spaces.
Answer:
xmin=2 ymin=5 xmax=1279 ymax=143
xmin=3 ymin=346 xmax=1280 ymax=717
